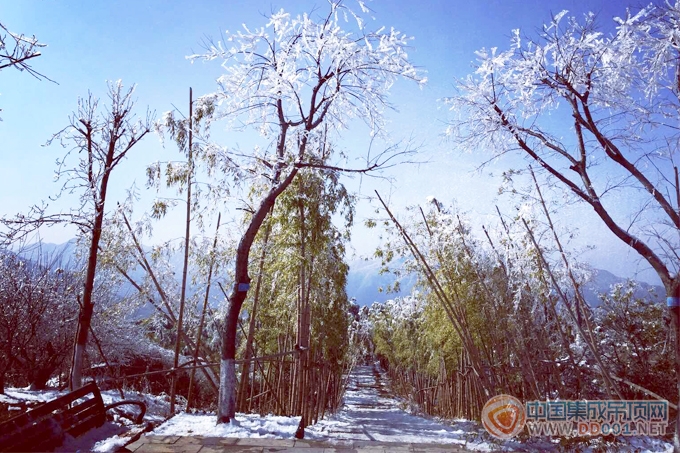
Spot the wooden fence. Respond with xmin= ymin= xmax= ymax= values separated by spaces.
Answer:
xmin=104 ymin=346 xmax=350 ymax=429
xmin=382 ymin=354 xmax=486 ymax=421
xmin=235 ymin=348 xmax=350 ymax=428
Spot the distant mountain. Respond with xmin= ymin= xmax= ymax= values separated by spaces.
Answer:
xmin=346 ymin=258 xmax=416 ymax=306
xmin=15 ymin=240 xmax=228 ymax=323
xmin=346 ymin=258 xmax=665 ymax=308
xmin=18 ymin=241 xmax=665 ymax=310
xmin=581 ymin=268 xmax=664 ymax=307
xmin=15 ymin=239 xmax=79 ymax=269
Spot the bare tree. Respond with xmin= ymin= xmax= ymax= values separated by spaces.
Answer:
xmin=2 ymin=81 xmax=152 ymax=390
xmin=0 ymin=248 xmax=79 ymax=392
xmin=448 ymin=5 xmax=680 ymax=449
xmin=184 ymin=1 xmax=425 ymax=422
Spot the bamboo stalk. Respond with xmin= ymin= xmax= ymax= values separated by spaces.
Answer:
xmin=522 ymin=217 xmax=622 ymax=399
xmin=375 ymin=190 xmax=492 ymax=397
xmin=187 ymin=212 xmax=221 ymax=410
xmin=528 ymin=166 xmax=622 ymax=400
xmin=118 ymin=209 xmax=219 ymax=392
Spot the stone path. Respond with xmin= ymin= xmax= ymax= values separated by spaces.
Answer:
xmin=126 ymin=365 xmax=479 ymax=452
xmin=305 ymin=366 xmax=482 ymax=448
xmin=125 ymin=435 xmax=473 ymax=452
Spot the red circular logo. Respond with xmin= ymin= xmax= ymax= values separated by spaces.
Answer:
xmin=482 ymin=394 xmax=526 ymax=439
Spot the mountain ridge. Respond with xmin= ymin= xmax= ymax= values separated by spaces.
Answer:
xmin=345 ymin=259 xmax=665 ymax=308
xmin=14 ymin=241 xmax=665 ymax=309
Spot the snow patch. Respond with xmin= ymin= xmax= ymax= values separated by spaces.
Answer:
xmin=152 ymin=412 xmax=301 ymax=438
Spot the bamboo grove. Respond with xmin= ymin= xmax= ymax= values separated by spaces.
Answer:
xmin=0 ymin=157 xmax=359 ymax=430
xmin=109 ymin=167 xmax=358 ymax=426
xmin=365 ymin=184 xmax=675 ymax=425
xmin=226 ymin=168 xmax=356 ymax=427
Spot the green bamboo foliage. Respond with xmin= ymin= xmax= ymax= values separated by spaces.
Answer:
xmin=233 ymin=168 xmax=355 ymax=423
xmin=370 ymin=198 xmax=674 ymax=421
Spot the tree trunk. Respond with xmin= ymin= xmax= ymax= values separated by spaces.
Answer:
xmin=70 ymin=202 xmax=105 ymax=390
xmin=237 ymin=218 xmax=272 ymax=410
xmin=295 ymin=190 xmax=311 ymax=423
xmin=58 ymin=84 xmax=151 ymax=391
xmin=217 ymin=168 xmax=298 ymax=423
xmin=668 ymin=283 xmax=680 ymax=452
xmin=29 ymin=369 xmax=53 ymax=391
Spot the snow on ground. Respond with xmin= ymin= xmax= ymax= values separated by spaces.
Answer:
xmin=305 ymin=365 xmax=673 ymax=452
xmin=55 ymin=422 xmax=130 ymax=453
xmin=1 ymin=384 xmax=172 ymax=453
xmin=146 ymin=365 xmax=497 ymax=450
xmin=305 ymin=365 xmax=496 ymax=451
xmin=152 ymin=413 xmax=301 ymax=438
xmin=0 ymin=387 xmax=63 ymax=404
xmin=2 ymin=368 xmax=675 ymax=452
xmin=143 ymin=365 xmax=674 ymax=452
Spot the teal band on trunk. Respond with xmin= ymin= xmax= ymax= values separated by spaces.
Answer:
xmin=667 ymin=297 xmax=680 ymax=307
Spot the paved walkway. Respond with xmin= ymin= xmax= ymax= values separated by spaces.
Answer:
xmin=126 ymin=365 xmax=480 ymax=452
xmin=304 ymin=366 xmax=483 ymax=447
xmin=125 ymin=435 xmax=473 ymax=452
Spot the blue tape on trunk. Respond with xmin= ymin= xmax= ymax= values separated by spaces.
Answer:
xmin=667 ymin=297 xmax=680 ymax=308
xmin=238 ymin=283 xmax=250 ymax=292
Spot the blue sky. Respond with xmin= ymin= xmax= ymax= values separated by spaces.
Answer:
xmin=1 ymin=0 xmax=662 ymax=284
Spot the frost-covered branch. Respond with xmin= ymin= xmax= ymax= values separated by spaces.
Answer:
xmin=0 ymin=22 xmax=51 ymax=81
xmin=448 ymin=5 xmax=680 ymax=290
